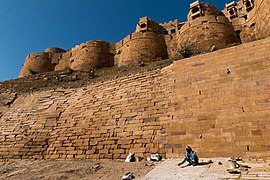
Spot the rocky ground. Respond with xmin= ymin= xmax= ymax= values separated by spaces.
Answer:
xmin=0 ymin=59 xmax=172 ymax=94
xmin=0 ymin=158 xmax=269 ymax=180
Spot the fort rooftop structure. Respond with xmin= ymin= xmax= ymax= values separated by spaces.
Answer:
xmin=19 ymin=0 xmax=269 ymax=78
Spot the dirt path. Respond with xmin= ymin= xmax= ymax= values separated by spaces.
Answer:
xmin=0 ymin=160 xmax=156 ymax=180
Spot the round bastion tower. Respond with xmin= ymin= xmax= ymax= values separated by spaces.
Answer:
xmin=178 ymin=0 xmax=240 ymax=52
xmin=70 ymin=40 xmax=114 ymax=72
xmin=18 ymin=52 xmax=55 ymax=78
xmin=114 ymin=17 xmax=168 ymax=67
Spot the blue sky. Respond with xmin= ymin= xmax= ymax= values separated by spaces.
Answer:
xmin=0 ymin=0 xmax=230 ymax=81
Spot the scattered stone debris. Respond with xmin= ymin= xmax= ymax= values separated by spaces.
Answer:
xmin=227 ymin=169 xmax=241 ymax=174
xmin=147 ymin=153 xmax=162 ymax=162
xmin=89 ymin=70 xmax=95 ymax=77
xmin=138 ymin=61 xmax=145 ymax=67
xmin=227 ymin=157 xmax=251 ymax=174
xmin=0 ymin=93 xmax=17 ymax=106
xmin=149 ymin=153 xmax=163 ymax=162
xmin=125 ymin=153 xmax=136 ymax=162
xmin=71 ymin=75 xmax=79 ymax=81
xmin=231 ymin=157 xmax=242 ymax=161
xmin=210 ymin=45 xmax=217 ymax=52
xmin=121 ymin=172 xmax=135 ymax=180
xmin=0 ymin=59 xmax=173 ymax=95
xmin=59 ymin=68 xmax=74 ymax=75
xmin=228 ymin=159 xmax=238 ymax=169
xmin=125 ymin=153 xmax=163 ymax=163
xmin=218 ymin=161 xmax=222 ymax=165
xmin=92 ymin=164 xmax=103 ymax=171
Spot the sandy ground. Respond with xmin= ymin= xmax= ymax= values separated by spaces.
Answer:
xmin=0 ymin=159 xmax=156 ymax=180
xmin=0 ymin=158 xmax=270 ymax=180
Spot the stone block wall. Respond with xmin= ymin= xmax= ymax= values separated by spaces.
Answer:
xmin=166 ymin=37 xmax=270 ymax=158
xmin=0 ymin=69 xmax=171 ymax=160
xmin=3 ymin=38 xmax=270 ymax=160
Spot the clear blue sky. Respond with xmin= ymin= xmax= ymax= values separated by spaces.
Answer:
xmin=0 ymin=0 xmax=230 ymax=81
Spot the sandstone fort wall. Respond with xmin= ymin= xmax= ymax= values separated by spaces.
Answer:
xmin=2 ymin=38 xmax=270 ymax=160
xmin=18 ymin=0 xmax=270 ymax=77
xmin=166 ymin=37 xmax=270 ymax=158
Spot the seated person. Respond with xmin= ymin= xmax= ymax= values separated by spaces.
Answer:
xmin=178 ymin=146 xmax=199 ymax=166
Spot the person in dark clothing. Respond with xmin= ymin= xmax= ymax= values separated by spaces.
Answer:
xmin=178 ymin=146 xmax=199 ymax=166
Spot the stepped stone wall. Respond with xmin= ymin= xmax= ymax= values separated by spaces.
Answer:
xmin=0 ymin=69 xmax=171 ymax=160
xmin=1 ymin=38 xmax=270 ymax=160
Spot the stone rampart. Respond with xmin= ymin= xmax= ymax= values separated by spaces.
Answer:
xmin=4 ymin=37 xmax=270 ymax=160
xmin=3 ymin=38 xmax=270 ymax=159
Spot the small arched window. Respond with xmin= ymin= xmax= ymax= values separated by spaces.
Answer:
xmin=140 ymin=23 xmax=147 ymax=28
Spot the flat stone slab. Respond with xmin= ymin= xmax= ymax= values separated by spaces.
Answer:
xmin=141 ymin=158 xmax=270 ymax=180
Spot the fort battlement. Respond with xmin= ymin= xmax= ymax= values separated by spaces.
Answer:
xmin=19 ymin=0 xmax=270 ymax=79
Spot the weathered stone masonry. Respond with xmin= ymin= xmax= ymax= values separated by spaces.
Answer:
xmin=1 ymin=38 xmax=270 ymax=159
xmin=0 ymin=69 xmax=172 ymax=160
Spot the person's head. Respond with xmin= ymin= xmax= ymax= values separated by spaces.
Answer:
xmin=186 ymin=146 xmax=192 ymax=153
